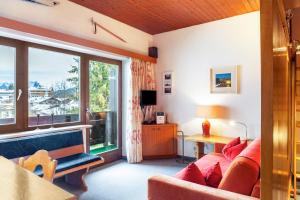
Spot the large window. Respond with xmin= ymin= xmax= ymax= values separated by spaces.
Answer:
xmin=28 ymin=47 xmax=80 ymax=126
xmin=0 ymin=45 xmax=16 ymax=125
xmin=0 ymin=37 xmax=122 ymax=160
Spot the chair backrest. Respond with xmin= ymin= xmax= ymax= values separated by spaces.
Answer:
xmin=19 ymin=150 xmax=57 ymax=182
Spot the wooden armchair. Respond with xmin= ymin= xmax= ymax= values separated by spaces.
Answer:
xmin=19 ymin=150 xmax=57 ymax=182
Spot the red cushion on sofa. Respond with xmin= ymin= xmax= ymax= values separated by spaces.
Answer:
xmin=218 ymin=157 xmax=260 ymax=196
xmin=203 ymin=162 xmax=222 ymax=188
xmin=222 ymin=137 xmax=240 ymax=154
xmin=195 ymin=153 xmax=231 ymax=175
xmin=239 ymin=138 xmax=261 ymax=167
xmin=223 ymin=140 xmax=247 ymax=161
xmin=175 ymin=163 xmax=206 ymax=185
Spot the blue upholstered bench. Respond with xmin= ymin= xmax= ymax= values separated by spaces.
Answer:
xmin=0 ymin=130 xmax=104 ymax=191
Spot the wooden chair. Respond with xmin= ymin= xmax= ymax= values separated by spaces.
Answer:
xmin=19 ymin=150 xmax=57 ymax=182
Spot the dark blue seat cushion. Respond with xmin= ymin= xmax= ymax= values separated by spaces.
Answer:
xmin=0 ymin=130 xmax=83 ymax=159
xmin=35 ymin=153 xmax=102 ymax=176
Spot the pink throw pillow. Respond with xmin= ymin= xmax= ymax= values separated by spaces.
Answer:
xmin=204 ymin=162 xmax=222 ymax=188
xmin=222 ymin=137 xmax=241 ymax=155
xmin=223 ymin=140 xmax=247 ymax=161
xmin=175 ymin=163 xmax=206 ymax=185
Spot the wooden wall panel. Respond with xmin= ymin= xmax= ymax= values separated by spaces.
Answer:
xmin=293 ymin=53 xmax=300 ymax=198
xmin=292 ymin=8 xmax=300 ymax=42
xmin=285 ymin=0 xmax=300 ymax=9
xmin=261 ymin=0 xmax=292 ymax=199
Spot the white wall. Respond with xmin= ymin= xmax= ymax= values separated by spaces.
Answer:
xmin=0 ymin=0 xmax=153 ymax=55
xmin=153 ymin=12 xmax=261 ymax=157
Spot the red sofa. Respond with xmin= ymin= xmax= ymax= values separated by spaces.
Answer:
xmin=148 ymin=138 xmax=261 ymax=200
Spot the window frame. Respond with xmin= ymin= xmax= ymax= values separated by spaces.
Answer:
xmin=26 ymin=43 xmax=84 ymax=129
xmin=0 ymin=37 xmax=26 ymax=133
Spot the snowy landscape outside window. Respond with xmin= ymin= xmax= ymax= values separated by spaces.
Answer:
xmin=0 ymin=45 xmax=16 ymax=125
xmin=28 ymin=47 xmax=80 ymax=126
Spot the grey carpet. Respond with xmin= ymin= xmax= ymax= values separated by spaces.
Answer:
xmin=56 ymin=159 xmax=188 ymax=200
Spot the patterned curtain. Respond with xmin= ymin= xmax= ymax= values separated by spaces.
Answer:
xmin=126 ymin=58 xmax=156 ymax=163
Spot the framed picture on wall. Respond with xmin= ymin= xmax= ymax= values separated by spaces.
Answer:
xmin=210 ymin=66 xmax=240 ymax=93
xmin=163 ymin=71 xmax=173 ymax=95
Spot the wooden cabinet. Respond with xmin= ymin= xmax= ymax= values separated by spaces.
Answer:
xmin=142 ymin=123 xmax=177 ymax=159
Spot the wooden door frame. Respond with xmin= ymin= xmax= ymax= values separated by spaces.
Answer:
xmin=260 ymin=0 xmax=292 ymax=199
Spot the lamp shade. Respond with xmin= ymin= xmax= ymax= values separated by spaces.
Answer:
xmin=196 ymin=105 xmax=229 ymax=119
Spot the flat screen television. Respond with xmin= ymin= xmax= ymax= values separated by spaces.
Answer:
xmin=140 ymin=90 xmax=157 ymax=106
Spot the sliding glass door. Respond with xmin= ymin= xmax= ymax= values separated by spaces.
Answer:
xmin=87 ymin=58 xmax=121 ymax=160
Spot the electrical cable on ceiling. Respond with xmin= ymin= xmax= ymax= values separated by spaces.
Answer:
xmin=23 ymin=0 xmax=59 ymax=7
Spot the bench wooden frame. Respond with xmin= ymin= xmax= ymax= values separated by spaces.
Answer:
xmin=51 ymin=144 xmax=104 ymax=191
xmin=45 ymin=144 xmax=104 ymax=191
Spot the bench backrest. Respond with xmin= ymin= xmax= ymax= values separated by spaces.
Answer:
xmin=0 ymin=130 xmax=84 ymax=160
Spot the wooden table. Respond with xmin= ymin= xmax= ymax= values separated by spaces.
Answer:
xmin=0 ymin=156 xmax=76 ymax=200
xmin=185 ymin=134 xmax=234 ymax=159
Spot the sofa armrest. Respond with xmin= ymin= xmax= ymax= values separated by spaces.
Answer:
xmin=251 ymin=179 xmax=260 ymax=198
xmin=148 ymin=175 xmax=259 ymax=200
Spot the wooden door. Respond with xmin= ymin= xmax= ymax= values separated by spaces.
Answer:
xmin=142 ymin=125 xmax=156 ymax=157
xmin=261 ymin=0 xmax=292 ymax=199
xmin=156 ymin=125 xmax=174 ymax=156
xmin=142 ymin=124 xmax=177 ymax=158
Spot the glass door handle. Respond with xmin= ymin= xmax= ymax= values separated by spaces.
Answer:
xmin=17 ymin=89 xmax=22 ymax=101
xmin=86 ymin=108 xmax=92 ymax=115
xmin=86 ymin=108 xmax=94 ymax=118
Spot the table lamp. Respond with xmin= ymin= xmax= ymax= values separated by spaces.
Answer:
xmin=229 ymin=121 xmax=248 ymax=140
xmin=196 ymin=105 xmax=228 ymax=137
